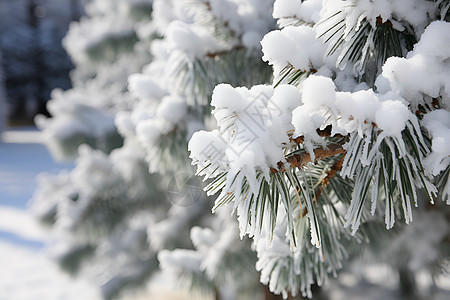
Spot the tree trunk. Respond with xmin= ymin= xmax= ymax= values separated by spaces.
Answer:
xmin=214 ymin=286 xmax=221 ymax=300
xmin=399 ymin=268 xmax=420 ymax=300
xmin=70 ymin=0 xmax=82 ymax=21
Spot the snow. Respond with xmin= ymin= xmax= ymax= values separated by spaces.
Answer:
xmin=60 ymin=0 xmax=154 ymax=66
xmin=291 ymin=74 xmax=415 ymax=153
xmin=128 ymin=73 xmax=168 ymax=100
xmin=190 ymin=83 xmax=298 ymax=191
xmin=422 ymin=110 xmax=450 ymax=177
xmin=273 ymin=0 xmax=322 ymax=25
xmin=49 ymin=145 xmax=125 ymax=231
xmin=148 ymin=201 xmax=206 ymax=251
xmin=190 ymin=83 xmax=309 ymax=244
xmin=320 ymin=0 xmax=434 ymax=34
xmin=378 ymin=21 xmax=450 ymax=110
xmin=190 ymin=72 xmax=425 ymax=243
xmin=36 ymin=87 xmax=120 ymax=161
xmin=151 ymin=0 xmax=192 ymax=36
xmin=413 ymin=21 xmax=450 ymax=61
xmin=166 ymin=20 xmax=217 ymax=58
xmin=261 ymin=25 xmax=326 ymax=76
xmin=157 ymin=95 xmax=188 ymax=125
xmin=63 ymin=15 xmax=134 ymax=65
xmin=207 ymin=0 xmax=275 ymax=47
xmin=190 ymin=209 xmax=240 ymax=279
xmin=301 ymin=75 xmax=335 ymax=109
xmin=122 ymin=271 xmax=213 ymax=300
xmin=136 ymin=119 xmax=164 ymax=146
xmin=158 ymin=249 xmax=202 ymax=273
xmin=188 ymin=129 xmax=228 ymax=176
xmin=255 ymin=213 xmax=301 ymax=298
xmin=374 ymin=100 xmax=411 ymax=136
xmin=335 ymin=90 xmax=379 ymax=123
xmin=0 ymin=207 xmax=46 ymax=242
xmin=0 ymin=241 xmax=101 ymax=300
xmin=152 ymin=0 xmax=275 ymax=59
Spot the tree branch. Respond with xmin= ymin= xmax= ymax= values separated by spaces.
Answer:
xmin=273 ymin=125 xmax=347 ymax=173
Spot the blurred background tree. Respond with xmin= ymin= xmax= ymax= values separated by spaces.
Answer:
xmin=0 ymin=48 xmax=6 ymax=137
xmin=0 ymin=0 xmax=83 ymax=124
xmin=31 ymin=1 xmax=278 ymax=299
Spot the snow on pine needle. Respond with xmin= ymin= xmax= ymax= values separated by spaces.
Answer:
xmin=189 ymin=83 xmax=302 ymax=242
xmin=189 ymin=0 xmax=450 ymax=268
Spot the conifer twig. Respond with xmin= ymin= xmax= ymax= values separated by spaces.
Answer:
xmin=271 ymin=144 xmax=347 ymax=173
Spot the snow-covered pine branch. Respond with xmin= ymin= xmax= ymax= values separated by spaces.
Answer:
xmin=189 ymin=0 xmax=450 ymax=297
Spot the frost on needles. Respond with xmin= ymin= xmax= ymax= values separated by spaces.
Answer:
xmin=189 ymin=0 xmax=450 ymax=298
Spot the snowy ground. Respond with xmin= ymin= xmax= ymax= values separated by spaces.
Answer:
xmin=0 ymin=127 xmax=102 ymax=300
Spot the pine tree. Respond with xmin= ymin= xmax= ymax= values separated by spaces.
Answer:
xmin=32 ymin=0 xmax=450 ymax=300
xmin=0 ymin=49 xmax=7 ymax=137
xmin=0 ymin=0 xmax=76 ymax=121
